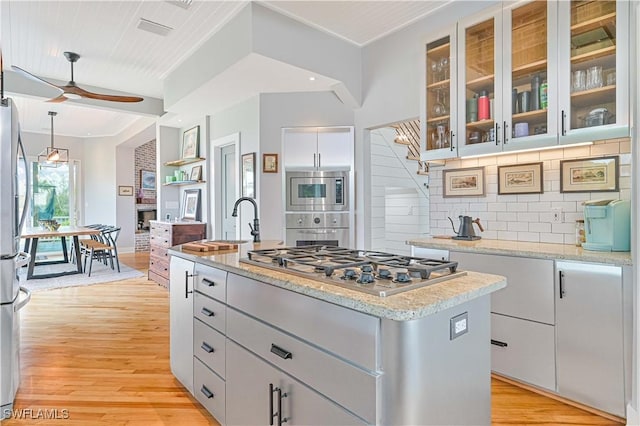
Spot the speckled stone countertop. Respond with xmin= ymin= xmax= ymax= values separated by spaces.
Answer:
xmin=408 ymin=237 xmax=632 ymax=266
xmin=169 ymin=241 xmax=506 ymax=321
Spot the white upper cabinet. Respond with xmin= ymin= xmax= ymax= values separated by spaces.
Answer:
xmin=421 ymin=0 xmax=630 ymax=161
xmin=283 ymin=126 xmax=354 ymax=170
xmin=420 ymin=26 xmax=458 ymax=161
xmin=557 ymin=0 xmax=630 ymax=144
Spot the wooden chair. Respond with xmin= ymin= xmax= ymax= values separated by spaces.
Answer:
xmin=81 ymin=226 xmax=121 ymax=277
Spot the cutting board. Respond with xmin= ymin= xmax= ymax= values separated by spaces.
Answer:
xmin=182 ymin=241 xmax=239 ymax=252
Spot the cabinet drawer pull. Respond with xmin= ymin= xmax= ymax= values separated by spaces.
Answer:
xmin=270 ymin=344 xmax=292 ymax=360
xmin=202 ymin=278 xmax=215 ymax=287
xmin=491 ymin=339 xmax=508 ymax=348
xmin=201 ymin=307 xmax=215 ymax=317
xmin=201 ymin=342 xmax=214 ymax=353
xmin=200 ymin=385 xmax=214 ymax=399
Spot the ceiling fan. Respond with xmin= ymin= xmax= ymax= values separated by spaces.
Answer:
xmin=12 ymin=51 xmax=144 ymax=103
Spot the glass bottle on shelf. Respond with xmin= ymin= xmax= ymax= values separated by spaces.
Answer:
xmin=569 ymin=0 xmax=616 ymax=131
xmin=425 ymin=36 xmax=452 ymax=152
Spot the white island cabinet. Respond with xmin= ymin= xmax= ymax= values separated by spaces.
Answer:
xmin=168 ymin=243 xmax=505 ymax=425
xmin=169 ymin=256 xmax=195 ymax=394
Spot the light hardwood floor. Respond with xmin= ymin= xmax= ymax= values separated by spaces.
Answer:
xmin=4 ymin=252 xmax=622 ymax=425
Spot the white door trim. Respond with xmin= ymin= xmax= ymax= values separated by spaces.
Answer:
xmin=210 ymin=133 xmax=240 ymax=240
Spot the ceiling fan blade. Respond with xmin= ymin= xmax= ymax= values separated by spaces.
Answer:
xmin=60 ymin=83 xmax=143 ymax=103
xmin=11 ymin=65 xmax=64 ymax=95
xmin=46 ymin=95 xmax=68 ymax=103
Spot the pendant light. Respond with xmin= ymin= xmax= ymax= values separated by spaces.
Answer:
xmin=38 ymin=111 xmax=68 ymax=168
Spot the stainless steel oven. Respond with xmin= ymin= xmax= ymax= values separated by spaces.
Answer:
xmin=285 ymin=213 xmax=350 ymax=247
xmin=285 ymin=170 xmax=348 ymax=212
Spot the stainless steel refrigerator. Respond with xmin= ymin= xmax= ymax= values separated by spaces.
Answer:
xmin=0 ymin=97 xmax=31 ymax=419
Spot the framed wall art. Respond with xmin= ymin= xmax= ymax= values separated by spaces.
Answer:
xmin=118 ymin=185 xmax=133 ymax=196
xmin=181 ymin=125 xmax=200 ymax=159
xmin=443 ymin=167 xmax=485 ymax=197
xmin=140 ymin=170 xmax=156 ymax=190
xmin=190 ymin=165 xmax=203 ymax=181
xmin=263 ymin=153 xmax=278 ymax=173
xmin=242 ymin=152 xmax=256 ymax=198
xmin=181 ymin=189 xmax=201 ymax=221
xmin=498 ymin=162 xmax=544 ymax=195
xmin=560 ymin=156 xmax=619 ymax=193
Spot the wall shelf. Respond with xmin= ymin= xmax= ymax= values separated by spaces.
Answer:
xmin=164 ymin=157 xmax=206 ymax=167
xmin=163 ymin=180 xmax=206 ymax=186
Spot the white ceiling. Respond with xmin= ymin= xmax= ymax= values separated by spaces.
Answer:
xmin=2 ymin=0 xmax=446 ymax=138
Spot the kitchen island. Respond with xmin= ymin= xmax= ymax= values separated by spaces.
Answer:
xmin=169 ymin=241 xmax=506 ymax=425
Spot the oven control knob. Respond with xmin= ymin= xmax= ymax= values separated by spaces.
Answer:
xmin=297 ymin=218 xmax=303 ymax=224
xmin=332 ymin=219 xmax=337 ymax=224
xmin=314 ymin=217 xmax=321 ymax=224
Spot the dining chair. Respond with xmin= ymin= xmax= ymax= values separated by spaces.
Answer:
xmin=81 ymin=226 xmax=121 ymax=277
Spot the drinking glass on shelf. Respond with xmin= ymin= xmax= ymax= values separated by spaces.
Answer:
xmin=430 ymin=60 xmax=440 ymax=83
xmin=586 ymin=66 xmax=603 ymax=90
xmin=432 ymin=89 xmax=448 ymax=117
xmin=572 ymin=70 xmax=586 ymax=92
xmin=439 ymin=57 xmax=449 ymax=80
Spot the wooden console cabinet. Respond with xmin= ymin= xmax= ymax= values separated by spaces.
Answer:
xmin=148 ymin=221 xmax=206 ymax=287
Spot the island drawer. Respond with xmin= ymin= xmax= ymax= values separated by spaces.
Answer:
xmin=227 ymin=273 xmax=379 ymax=371
xmin=149 ymin=234 xmax=171 ymax=248
xmin=194 ymin=357 xmax=225 ymax=424
xmin=149 ymin=255 xmax=169 ymax=277
xmin=491 ymin=313 xmax=556 ymax=391
xmin=194 ymin=318 xmax=226 ymax=379
xmin=194 ymin=264 xmax=227 ymax=302
xmin=227 ymin=307 xmax=377 ymax=423
xmin=150 ymin=222 xmax=171 ymax=236
xmin=194 ymin=292 xmax=226 ymax=334
xmin=149 ymin=245 xmax=168 ymax=260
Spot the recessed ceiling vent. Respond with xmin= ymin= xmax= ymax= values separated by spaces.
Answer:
xmin=137 ymin=18 xmax=173 ymax=37
xmin=165 ymin=0 xmax=193 ymax=10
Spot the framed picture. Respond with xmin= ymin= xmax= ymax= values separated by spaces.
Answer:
xmin=560 ymin=156 xmax=619 ymax=193
xmin=140 ymin=170 xmax=156 ymax=190
xmin=498 ymin=162 xmax=544 ymax=195
xmin=181 ymin=125 xmax=200 ymax=159
xmin=443 ymin=167 xmax=485 ymax=197
xmin=263 ymin=153 xmax=278 ymax=173
xmin=181 ymin=189 xmax=201 ymax=221
xmin=190 ymin=165 xmax=203 ymax=181
xmin=118 ymin=185 xmax=133 ymax=196
xmin=242 ymin=152 xmax=256 ymax=198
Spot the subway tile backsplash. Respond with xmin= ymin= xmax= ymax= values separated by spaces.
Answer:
xmin=429 ymin=138 xmax=631 ymax=245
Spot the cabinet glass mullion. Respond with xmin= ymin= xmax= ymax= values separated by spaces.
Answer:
xmin=510 ymin=1 xmax=549 ymax=140
xmin=568 ymin=0 xmax=617 ymax=131
xmin=463 ymin=18 xmax=496 ymax=148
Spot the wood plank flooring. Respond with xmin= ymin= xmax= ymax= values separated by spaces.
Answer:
xmin=3 ymin=252 xmax=623 ymax=425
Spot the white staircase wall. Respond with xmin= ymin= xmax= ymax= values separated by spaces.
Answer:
xmin=370 ymin=127 xmax=429 ymax=253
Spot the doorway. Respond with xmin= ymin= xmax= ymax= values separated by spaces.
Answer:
xmin=210 ymin=133 xmax=239 ymax=240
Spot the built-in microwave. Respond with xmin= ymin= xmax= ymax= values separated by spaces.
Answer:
xmin=285 ymin=170 xmax=348 ymax=211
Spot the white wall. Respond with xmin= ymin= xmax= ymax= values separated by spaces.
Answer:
xmin=370 ymin=127 xmax=429 ymax=253
xmin=115 ymin=145 xmax=135 ymax=252
xmin=429 ymin=138 xmax=631 ymax=244
xmin=259 ymin=92 xmax=355 ymax=241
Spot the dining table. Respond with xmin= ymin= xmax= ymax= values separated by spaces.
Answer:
xmin=21 ymin=226 xmax=101 ymax=279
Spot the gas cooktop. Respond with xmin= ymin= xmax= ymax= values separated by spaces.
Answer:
xmin=241 ymin=245 xmax=466 ymax=297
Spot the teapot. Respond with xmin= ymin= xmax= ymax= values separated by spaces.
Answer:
xmin=448 ymin=215 xmax=484 ymax=240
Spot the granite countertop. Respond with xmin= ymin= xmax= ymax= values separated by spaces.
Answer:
xmin=408 ymin=237 xmax=632 ymax=266
xmin=169 ymin=241 xmax=506 ymax=321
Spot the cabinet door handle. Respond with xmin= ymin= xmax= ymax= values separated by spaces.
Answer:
xmin=491 ymin=339 xmax=508 ymax=347
xmin=277 ymin=386 xmax=288 ymax=425
xmin=269 ymin=383 xmax=276 ymax=425
xmin=184 ymin=271 xmax=193 ymax=299
xmin=561 ymin=110 xmax=567 ymax=136
xmin=270 ymin=344 xmax=292 ymax=360
xmin=202 ymin=278 xmax=215 ymax=287
xmin=200 ymin=385 xmax=214 ymax=399
xmin=318 ymin=153 xmax=321 ymax=168
xmin=495 ymin=122 xmax=500 ymax=145
xmin=313 ymin=153 xmax=316 ymax=168
xmin=503 ymin=121 xmax=508 ymax=143
xmin=450 ymin=131 xmax=455 ymax=151
xmin=201 ymin=307 xmax=215 ymax=317
xmin=559 ymin=270 xmax=565 ymax=299
xmin=201 ymin=342 xmax=214 ymax=353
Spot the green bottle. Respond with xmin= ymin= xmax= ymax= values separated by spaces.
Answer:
xmin=540 ymin=80 xmax=548 ymax=109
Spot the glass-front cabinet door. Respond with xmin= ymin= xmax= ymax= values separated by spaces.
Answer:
xmin=558 ymin=0 xmax=629 ymax=144
xmin=457 ymin=8 xmax=502 ymax=157
xmin=421 ymin=27 xmax=457 ymax=161
xmin=502 ymin=0 xmax=558 ymax=151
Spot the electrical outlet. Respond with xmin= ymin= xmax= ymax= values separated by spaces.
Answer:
xmin=551 ymin=207 xmax=563 ymax=223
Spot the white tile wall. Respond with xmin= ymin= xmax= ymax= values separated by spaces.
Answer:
xmin=370 ymin=128 xmax=429 ymax=253
xmin=429 ymin=138 xmax=631 ymax=244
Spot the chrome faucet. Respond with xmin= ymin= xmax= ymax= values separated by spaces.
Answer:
xmin=231 ymin=197 xmax=260 ymax=242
